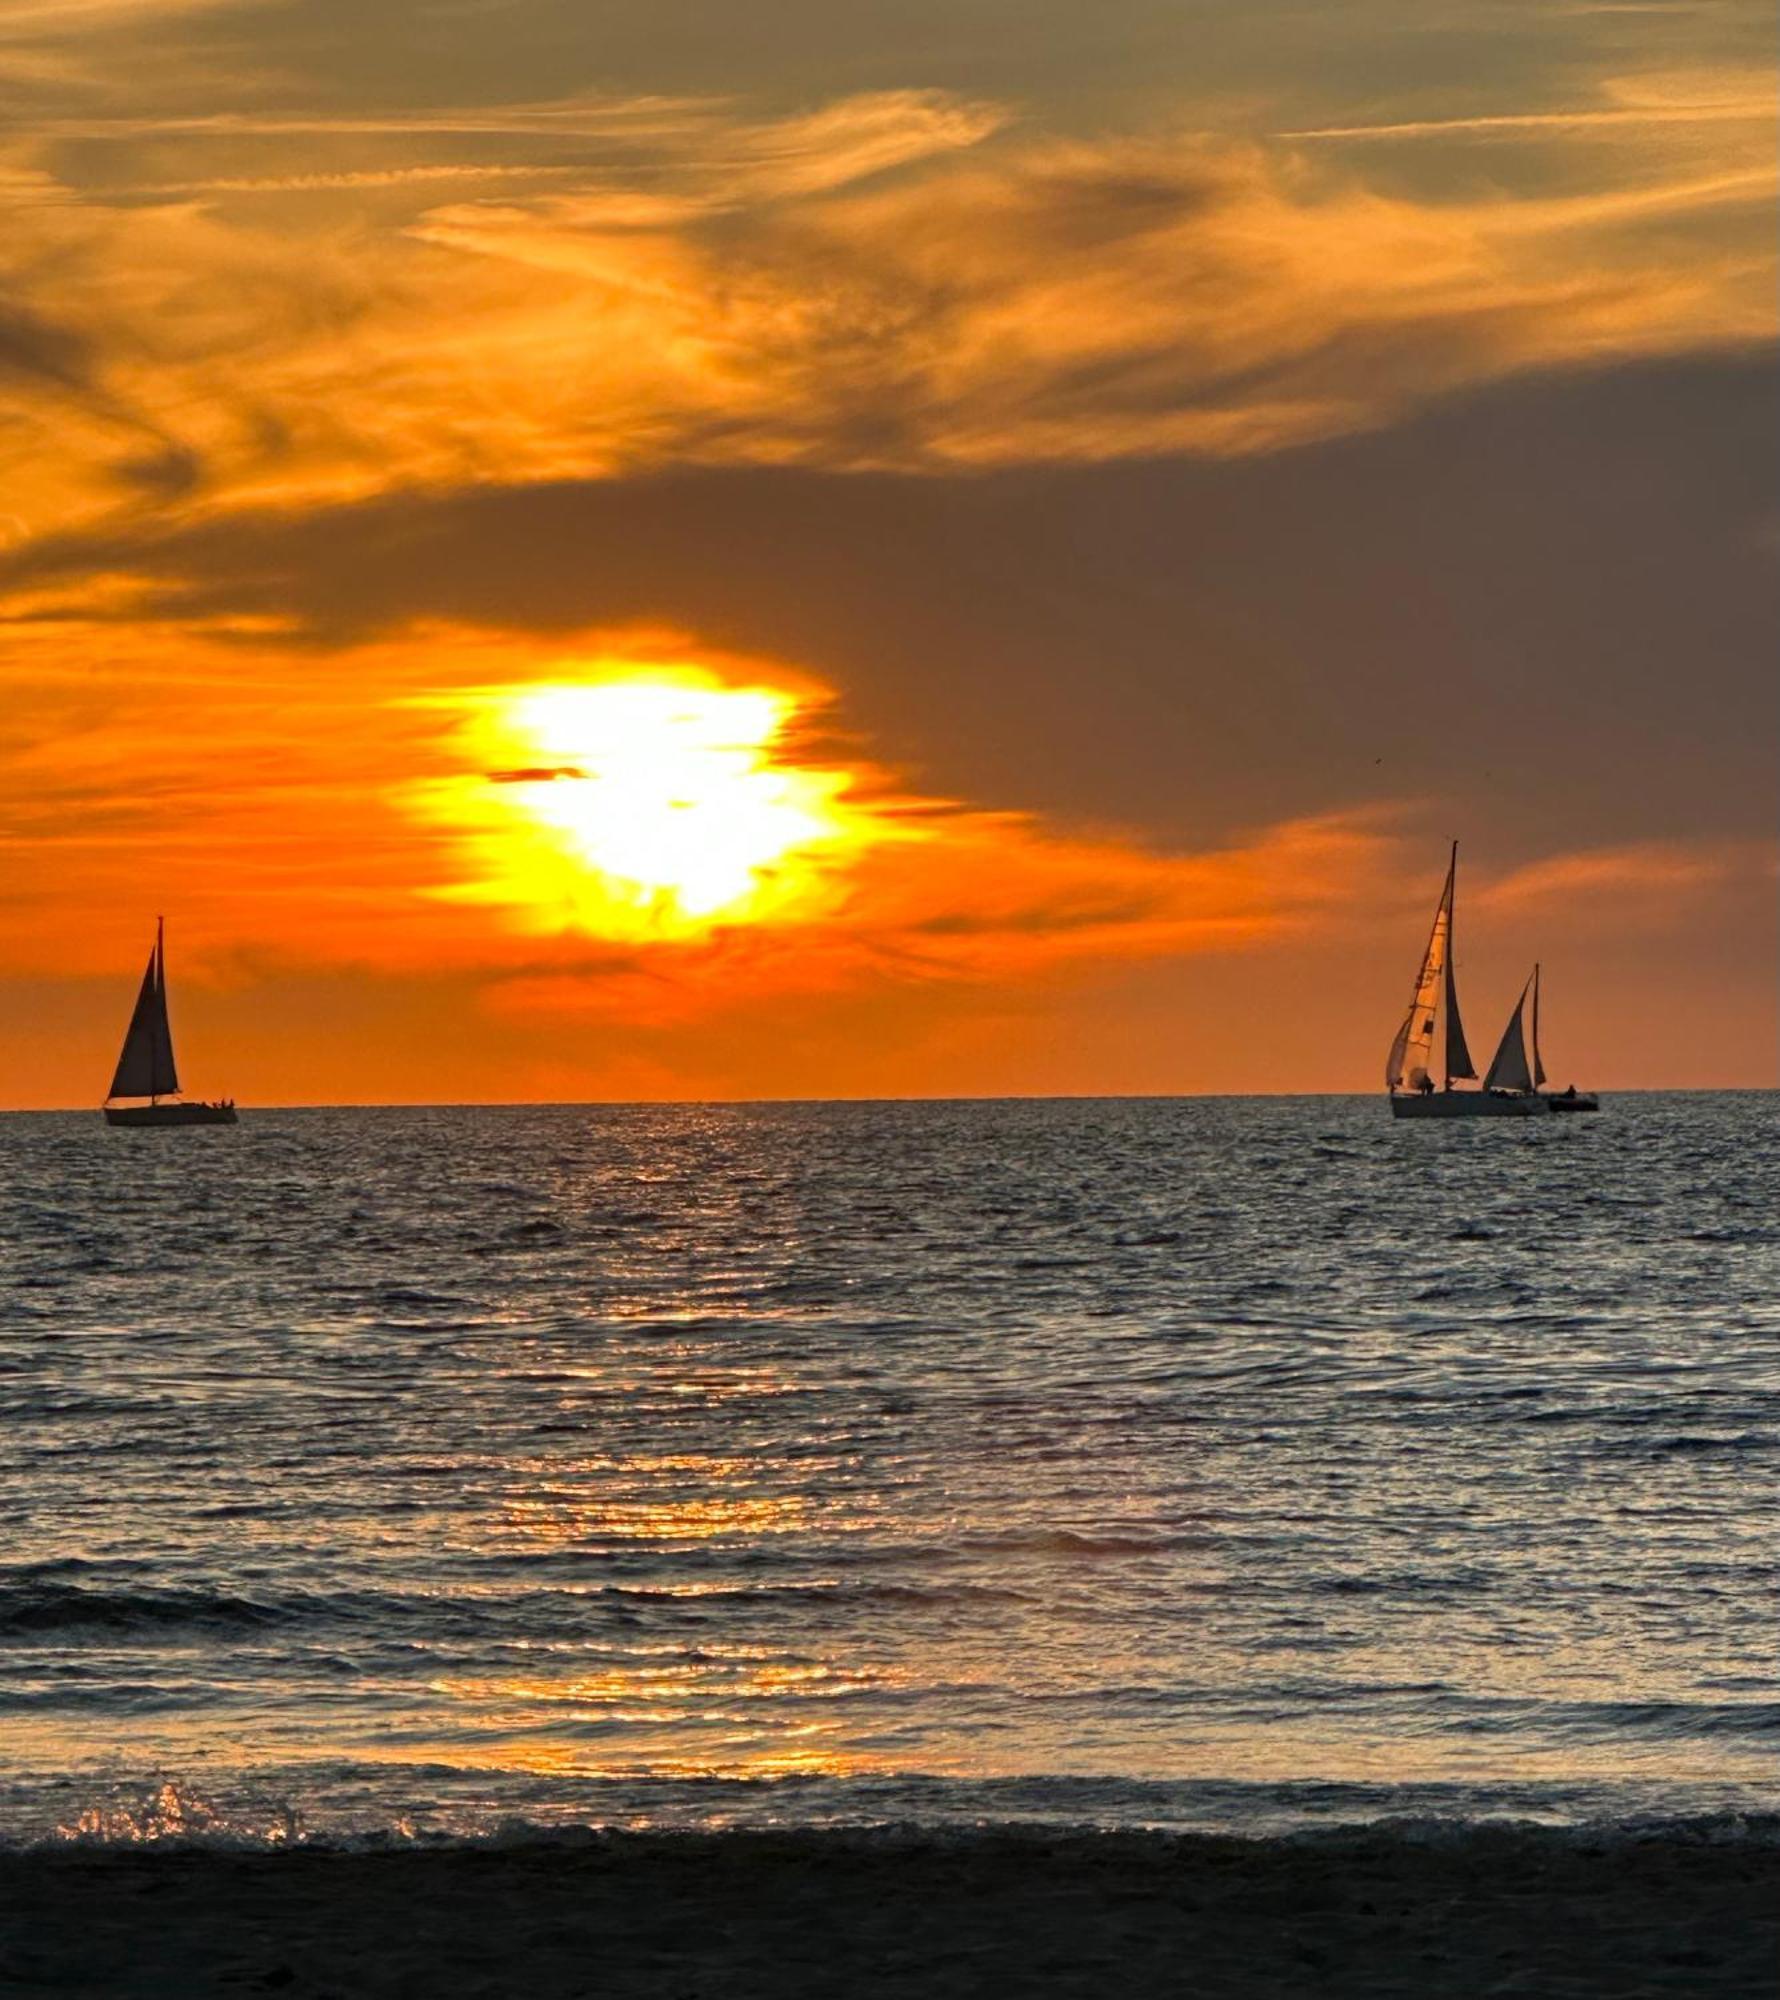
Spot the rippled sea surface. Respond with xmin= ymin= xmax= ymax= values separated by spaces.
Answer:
xmin=1 ymin=1095 xmax=1775 ymax=1843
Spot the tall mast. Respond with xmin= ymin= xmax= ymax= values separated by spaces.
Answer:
xmin=1440 ymin=841 xmax=1476 ymax=1086
xmin=153 ymin=915 xmax=163 ymax=1103
xmin=1439 ymin=842 xmax=1455 ymax=1088
xmin=149 ymin=915 xmax=179 ymax=1101
xmin=1531 ymin=962 xmax=1546 ymax=1089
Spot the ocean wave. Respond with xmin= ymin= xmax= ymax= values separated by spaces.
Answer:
xmin=1309 ymin=1567 xmax=1499 ymax=1597
xmin=953 ymin=1528 xmax=1193 ymax=1557
xmin=0 ymin=1581 xmax=293 ymax=1640
xmin=598 ymin=1577 xmax=1039 ymax=1608
xmin=15 ymin=1770 xmax=1780 ymax=1856
xmin=1425 ymin=1697 xmax=1780 ymax=1743
xmin=0 ymin=1573 xmax=1048 ymax=1651
xmin=1591 ymin=1429 xmax=1777 ymax=1458
xmin=1552 ymin=1700 xmax=1780 ymax=1741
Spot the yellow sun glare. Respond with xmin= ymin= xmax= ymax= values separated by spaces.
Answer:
xmin=410 ymin=666 xmax=877 ymax=939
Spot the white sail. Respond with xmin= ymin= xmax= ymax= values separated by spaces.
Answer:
xmin=1483 ymin=971 xmax=1537 ymax=1094
xmin=107 ymin=925 xmax=180 ymax=1100
xmin=1387 ymin=843 xmax=1475 ymax=1089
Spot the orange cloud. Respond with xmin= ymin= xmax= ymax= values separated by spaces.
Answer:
xmin=477 ymin=803 xmax=1403 ymax=1029
xmin=379 ymin=644 xmax=1412 ymax=1026
xmin=0 ymin=75 xmax=1769 ymax=557
xmin=0 ymin=619 xmax=1405 ymax=1012
xmin=4 ymin=617 xmax=1770 ymax=1104
xmin=1474 ymin=838 xmax=1779 ymax=924
xmin=14 ymin=613 xmax=1771 ymax=1051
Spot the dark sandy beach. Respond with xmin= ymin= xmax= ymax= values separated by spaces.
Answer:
xmin=3 ymin=1825 xmax=1774 ymax=1998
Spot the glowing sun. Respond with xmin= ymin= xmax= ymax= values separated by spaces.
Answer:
xmin=408 ymin=664 xmax=882 ymax=939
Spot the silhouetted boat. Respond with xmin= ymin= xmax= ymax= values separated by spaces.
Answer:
xmin=102 ymin=920 xmax=237 ymax=1127
xmin=1387 ymin=845 xmax=1597 ymax=1118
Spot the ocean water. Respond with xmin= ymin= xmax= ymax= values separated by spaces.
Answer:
xmin=0 ymin=1094 xmax=1775 ymax=1846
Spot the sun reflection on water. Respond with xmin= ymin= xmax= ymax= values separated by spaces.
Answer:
xmin=502 ymin=1488 xmax=811 ymax=1544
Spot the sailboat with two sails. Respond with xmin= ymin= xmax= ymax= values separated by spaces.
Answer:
xmin=103 ymin=919 xmax=238 ymax=1127
xmin=1386 ymin=844 xmax=1597 ymax=1118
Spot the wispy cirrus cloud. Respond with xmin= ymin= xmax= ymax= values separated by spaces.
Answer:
xmin=90 ymin=163 xmax=582 ymax=198
xmin=1280 ymin=67 xmax=1775 ymax=141
xmin=1475 ymin=838 xmax=1778 ymax=923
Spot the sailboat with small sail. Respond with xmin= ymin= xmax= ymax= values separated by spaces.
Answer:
xmin=1387 ymin=845 xmax=1597 ymax=1118
xmin=102 ymin=920 xmax=238 ymax=1127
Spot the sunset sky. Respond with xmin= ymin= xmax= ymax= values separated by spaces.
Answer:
xmin=2 ymin=0 xmax=1773 ymax=1104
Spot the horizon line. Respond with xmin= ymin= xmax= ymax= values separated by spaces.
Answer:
xmin=4 ymin=1084 xmax=1775 ymax=1116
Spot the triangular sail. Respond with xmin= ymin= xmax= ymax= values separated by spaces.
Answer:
xmin=150 ymin=928 xmax=178 ymax=1095
xmin=1483 ymin=971 xmax=1537 ymax=1094
xmin=1530 ymin=963 xmax=1546 ymax=1088
xmin=107 ymin=926 xmax=179 ymax=1100
xmin=1442 ymin=944 xmax=1476 ymax=1081
xmin=1387 ymin=843 xmax=1470 ymax=1090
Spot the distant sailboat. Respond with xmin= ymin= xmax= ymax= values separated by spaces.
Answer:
xmin=103 ymin=920 xmax=238 ymax=1127
xmin=1387 ymin=847 xmax=1597 ymax=1118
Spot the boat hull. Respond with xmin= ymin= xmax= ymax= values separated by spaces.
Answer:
xmin=104 ymin=1102 xmax=238 ymax=1127
xmin=1390 ymin=1091 xmax=1547 ymax=1119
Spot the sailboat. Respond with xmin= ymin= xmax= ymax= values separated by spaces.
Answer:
xmin=1386 ymin=844 xmax=1597 ymax=1118
xmin=102 ymin=920 xmax=238 ymax=1127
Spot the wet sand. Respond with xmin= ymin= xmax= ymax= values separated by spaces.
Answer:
xmin=3 ymin=1825 xmax=1774 ymax=1998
